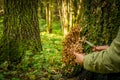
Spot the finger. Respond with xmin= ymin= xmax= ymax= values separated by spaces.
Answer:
xmin=73 ymin=52 xmax=77 ymax=56
xmin=95 ymin=46 xmax=102 ymax=50
xmin=92 ymin=46 xmax=96 ymax=51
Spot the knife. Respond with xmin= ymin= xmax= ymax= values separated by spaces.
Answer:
xmin=85 ymin=40 xmax=95 ymax=47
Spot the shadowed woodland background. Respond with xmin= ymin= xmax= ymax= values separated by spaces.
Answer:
xmin=0 ymin=0 xmax=120 ymax=80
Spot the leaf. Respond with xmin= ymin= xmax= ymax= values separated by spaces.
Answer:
xmin=28 ymin=74 xmax=36 ymax=80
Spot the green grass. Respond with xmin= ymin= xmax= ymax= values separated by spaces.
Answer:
xmin=0 ymin=19 xmax=65 ymax=79
xmin=18 ymin=32 xmax=64 ymax=79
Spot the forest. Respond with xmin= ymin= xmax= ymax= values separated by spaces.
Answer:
xmin=0 ymin=0 xmax=120 ymax=80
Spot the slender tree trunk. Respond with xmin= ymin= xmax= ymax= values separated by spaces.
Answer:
xmin=39 ymin=1 xmax=45 ymax=19
xmin=1 ymin=0 xmax=42 ymax=68
xmin=61 ymin=0 xmax=69 ymax=36
xmin=46 ymin=0 xmax=52 ymax=33
xmin=57 ymin=0 xmax=62 ymax=29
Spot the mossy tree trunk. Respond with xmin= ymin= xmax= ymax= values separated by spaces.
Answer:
xmin=0 ymin=0 xmax=42 ymax=68
xmin=81 ymin=0 xmax=119 ymax=46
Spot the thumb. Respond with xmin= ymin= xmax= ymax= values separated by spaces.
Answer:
xmin=92 ymin=46 xmax=96 ymax=51
xmin=73 ymin=52 xmax=77 ymax=56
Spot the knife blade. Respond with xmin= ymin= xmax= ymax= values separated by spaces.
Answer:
xmin=85 ymin=40 xmax=95 ymax=47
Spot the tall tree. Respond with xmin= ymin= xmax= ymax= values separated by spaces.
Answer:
xmin=61 ymin=0 xmax=69 ymax=36
xmin=0 ymin=0 xmax=42 ymax=68
xmin=46 ymin=0 xmax=53 ymax=33
xmin=58 ymin=0 xmax=82 ymax=36
xmin=39 ymin=0 xmax=46 ymax=19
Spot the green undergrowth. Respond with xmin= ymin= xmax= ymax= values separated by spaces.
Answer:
xmin=0 ymin=32 xmax=64 ymax=80
xmin=39 ymin=19 xmax=62 ymax=35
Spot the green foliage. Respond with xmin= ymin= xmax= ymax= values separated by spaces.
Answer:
xmin=39 ymin=19 xmax=62 ymax=35
xmin=52 ymin=21 xmax=62 ymax=35
xmin=21 ymin=32 xmax=63 ymax=79
xmin=0 ymin=73 xmax=5 ymax=80
xmin=11 ymin=77 xmax=20 ymax=80
xmin=39 ymin=19 xmax=46 ymax=32
xmin=0 ymin=37 xmax=26 ymax=70
xmin=0 ymin=31 xmax=64 ymax=79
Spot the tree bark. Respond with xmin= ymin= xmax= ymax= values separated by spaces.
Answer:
xmin=0 ymin=0 xmax=42 ymax=68
xmin=61 ymin=0 xmax=69 ymax=36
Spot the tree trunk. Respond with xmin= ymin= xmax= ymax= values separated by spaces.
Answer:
xmin=46 ymin=0 xmax=52 ymax=33
xmin=61 ymin=0 xmax=69 ymax=36
xmin=0 ymin=0 xmax=42 ymax=68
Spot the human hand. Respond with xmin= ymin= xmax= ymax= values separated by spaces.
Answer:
xmin=92 ymin=45 xmax=109 ymax=51
xmin=73 ymin=52 xmax=85 ymax=66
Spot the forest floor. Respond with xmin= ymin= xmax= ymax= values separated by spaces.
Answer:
xmin=0 ymin=31 xmax=80 ymax=80
xmin=0 ymin=18 xmax=80 ymax=80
